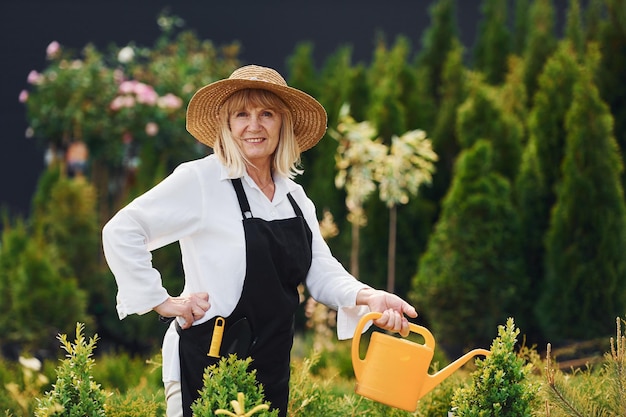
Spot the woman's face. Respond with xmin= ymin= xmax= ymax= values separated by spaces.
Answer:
xmin=229 ymin=105 xmax=282 ymax=166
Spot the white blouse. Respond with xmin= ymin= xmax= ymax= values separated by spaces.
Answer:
xmin=102 ymin=154 xmax=371 ymax=382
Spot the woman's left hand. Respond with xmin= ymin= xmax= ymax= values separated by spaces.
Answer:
xmin=356 ymin=288 xmax=418 ymax=337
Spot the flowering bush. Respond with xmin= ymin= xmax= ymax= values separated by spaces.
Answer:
xmin=20 ymin=13 xmax=242 ymax=212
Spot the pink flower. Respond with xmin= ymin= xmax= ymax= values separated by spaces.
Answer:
xmin=27 ymin=70 xmax=42 ymax=85
xmin=134 ymin=82 xmax=158 ymax=105
xmin=119 ymin=80 xmax=139 ymax=94
xmin=46 ymin=41 xmax=60 ymax=59
xmin=145 ymin=122 xmax=159 ymax=136
xmin=157 ymin=93 xmax=183 ymax=110
xmin=18 ymin=90 xmax=28 ymax=103
xmin=110 ymin=95 xmax=136 ymax=110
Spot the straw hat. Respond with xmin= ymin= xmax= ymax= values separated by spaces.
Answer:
xmin=186 ymin=65 xmax=327 ymax=152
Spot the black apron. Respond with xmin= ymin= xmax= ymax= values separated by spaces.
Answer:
xmin=176 ymin=178 xmax=313 ymax=417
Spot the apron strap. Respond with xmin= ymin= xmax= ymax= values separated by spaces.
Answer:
xmin=231 ymin=178 xmax=253 ymax=219
xmin=231 ymin=178 xmax=302 ymax=218
xmin=287 ymin=193 xmax=304 ymax=217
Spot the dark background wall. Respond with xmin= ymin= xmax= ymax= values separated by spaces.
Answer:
xmin=0 ymin=0 xmax=568 ymax=217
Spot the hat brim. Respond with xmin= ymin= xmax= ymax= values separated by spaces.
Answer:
xmin=186 ymin=78 xmax=327 ymax=152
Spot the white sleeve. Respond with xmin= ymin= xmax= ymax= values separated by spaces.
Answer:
xmin=298 ymin=192 xmax=372 ymax=340
xmin=102 ymin=164 xmax=205 ymax=319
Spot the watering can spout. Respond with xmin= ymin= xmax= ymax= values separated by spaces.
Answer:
xmin=419 ymin=348 xmax=490 ymax=398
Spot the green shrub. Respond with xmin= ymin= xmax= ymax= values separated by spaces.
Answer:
xmin=543 ymin=317 xmax=626 ymax=417
xmin=191 ymin=355 xmax=277 ymax=417
xmin=451 ymin=317 xmax=538 ymax=416
xmin=34 ymin=323 xmax=107 ymax=417
xmin=92 ymin=351 xmax=162 ymax=394
xmin=105 ymin=383 xmax=165 ymax=417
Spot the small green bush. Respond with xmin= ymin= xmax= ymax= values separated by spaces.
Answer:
xmin=34 ymin=323 xmax=107 ymax=417
xmin=191 ymin=355 xmax=277 ymax=417
xmin=543 ymin=317 xmax=626 ymax=417
xmin=105 ymin=383 xmax=164 ymax=417
xmin=451 ymin=317 xmax=538 ymax=416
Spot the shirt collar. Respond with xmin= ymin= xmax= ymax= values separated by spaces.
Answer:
xmin=216 ymin=159 xmax=295 ymax=201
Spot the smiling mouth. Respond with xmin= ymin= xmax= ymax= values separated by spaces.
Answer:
xmin=244 ymin=138 xmax=265 ymax=143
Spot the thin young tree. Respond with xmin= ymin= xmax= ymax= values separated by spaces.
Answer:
xmin=331 ymin=105 xmax=387 ymax=277
xmin=375 ymin=129 xmax=437 ymax=293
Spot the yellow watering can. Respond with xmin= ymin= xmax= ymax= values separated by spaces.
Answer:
xmin=352 ymin=312 xmax=490 ymax=412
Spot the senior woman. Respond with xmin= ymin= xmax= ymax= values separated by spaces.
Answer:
xmin=102 ymin=65 xmax=417 ymax=417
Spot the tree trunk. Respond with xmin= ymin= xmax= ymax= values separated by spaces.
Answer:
xmin=387 ymin=204 xmax=397 ymax=293
xmin=351 ymin=221 xmax=360 ymax=278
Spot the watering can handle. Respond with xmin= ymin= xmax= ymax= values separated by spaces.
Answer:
xmin=352 ymin=311 xmax=435 ymax=380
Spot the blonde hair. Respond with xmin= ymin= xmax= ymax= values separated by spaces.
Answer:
xmin=215 ymin=89 xmax=303 ymax=179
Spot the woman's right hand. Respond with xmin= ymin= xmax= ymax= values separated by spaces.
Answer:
xmin=153 ymin=292 xmax=211 ymax=329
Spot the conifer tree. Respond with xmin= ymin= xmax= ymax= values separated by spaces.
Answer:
xmin=286 ymin=42 xmax=325 ymax=199
xmin=514 ymin=42 xmax=581 ymax=327
xmin=512 ymin=0 xmax=530 ymax=55
xmin=411 ymin=141 xmax=526 ymax=353
xmin=537 ymin=66 xmax=626 ymax=341
xmin=565 ymin=0 xmax=585 ymax=57
xmin=367 ymin=36 xmax=409 ymax=143
xmin=499 ymin=55 xmax=528 ymax=133
xmin=596 ymin=0 xmax=626 ymax=185
xmin=417 ymin=0 xmax=459 ymax=119
xmin=456 ymin=75 xmax=523 ymax=181
xmin=0 ymin=220 xmax=89 ymax=354
xmin=426 ymin=39 xmax=467 ymax=205
xmin=286 ymin=42 xmax=320 ymax=101
xmin=473 ymin=0 xmax=511 ymax=84
xmin=522 ymin=0 xmax=557 ymax=105
xmin=32 ymin=168 xmax=100 ymax=291
xmin=584 ymin=0 xmax=604 ymax=43
xmin=525 ymin=40 xmax=581 ymax=202
xmin=301 ymin=45 xmax=355 ymax=222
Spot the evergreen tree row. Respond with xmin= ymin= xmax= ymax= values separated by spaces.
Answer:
xmin=2 ymin=0 xmax=625 ymax=357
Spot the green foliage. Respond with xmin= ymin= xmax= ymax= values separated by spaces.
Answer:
xmin=292 ymin=43 xmax=348 ymax=233
xmin=11 ymin=0 xmax=626 ymax=365
xmin=32 ymin=166 xmax=100 ymax=295
xmin=452 ymin=318 xmax=538 ymax=416
xmin=514 ymin=41 xmax=582 ymax=339
xmin=367 ymin=36 xmax=411 ymax=142
xmin=512 ymin=0 xmax=529 ymax=54
xmin=522 ymin=0 xmax=557 ymax=102
xmin=0 ymin=219 xmax=89 ymax=352
xmin=91 ymin=352 xmax=163 ymax=394
xmin=35 ymin=323 xmax=107 ymax=417
xmin=416 ymin=0 xmax=459 ymax=108
xmin=427 ymin=39 xmax=467 ymax=205
xmin=412 ymin=141 xmax=527 ymax=352
xmin=596 ymin=0 xmax=626 ymax=185
xmin=538 ymin=65 xmax=626 ymax=341
xmin=473 ymin=0 xmax=511 ymax=84
xmin=565 ymin=0 xmax=585 ymax=57
xmin=414 ymin=372 xmax=464 ymax=417
xmin=105 ymin=388 xmax=164 ymax=417
xmin=1 ymin=356 xmax=54 ymax=417
xmin=191 ymin=355 xmax=278 ymax=417
xmin=456 ymin=74 xmax=523 ymax=180
xmin=543 ymin=317 xmax=626 ymax=417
